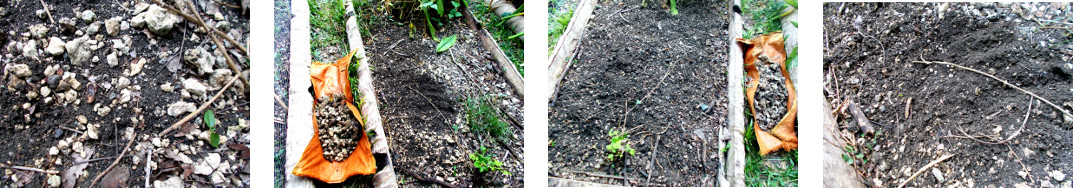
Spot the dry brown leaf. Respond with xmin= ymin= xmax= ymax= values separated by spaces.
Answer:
xmin=100 ymin=165 xmax=130 ymax=188
xmin=63 ymin=147 xmax=95 ymax=188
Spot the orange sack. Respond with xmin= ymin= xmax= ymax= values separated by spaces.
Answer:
xmin=292 ymin=49 xmax=377 ymax=183
xmin=737 ymin=32 xmax=798 ymax=156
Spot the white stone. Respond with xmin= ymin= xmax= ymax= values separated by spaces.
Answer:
xmin=184 ymin=47 xmax=215 ymax=75
xmin=81 ymin=10 xmax=95 ymax=22
xmin=166 ymin=101 xmax=195 ymax=116
xmin=6 ymin=64 xmax=31 ymax=78
xmin=119 ymin=89 xmax=132 ymax=104
xmin=22 ymin=40 xmax=39 ymax=59
xmin=45 ymin=37 xmax=65 ymax=56
xmin=153 ymin=176 xmax=182 ymax=188
xmin=48 ymin=147 xmax=58 ymax=155
xmin=105 ymin=17 xmax=120 ymax=36
xmin=47 ymin=175 xmax=60 ymax=187
xmin=161 ymin=83 xmax=174 ymax=92
xmin=138 ymin=5 xmax=180 ymax=35
xmin=183 ymin=78 xmax=207 ymax=97
xmin=206 ymin=153 xmax=221 ymax=168
xmin=106 ymin=52 xmax=118 ymax=67
xmin=29 ymin=24 xmax=48 ymax=38
xmin=116 ymin=77 xmax=130 ymax=90
xmin=1053 ymin=170 xmax=1067 ymax=182
xmin=194 ymin=161 xmax=214 ymax=175
xmin=129 ymin=58 xmax=146 ymax=76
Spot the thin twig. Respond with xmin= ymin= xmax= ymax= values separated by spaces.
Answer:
xmin=213 ymin=0 xmax=242 ymax=8
xmin=38 ymin=0 xmax=54 ymax=24
xmin=569 ymin=171 xmax=642 ymax=181
xmin=71 ymin=155 xmax=133 ymax=165
xmin=88 ymin=132 xmax=138 ymax=188
xmin=621 ymin=64 xmax=674 ymax=129
xmin=955 ymin=96 xmax=1033 ymax=145
xmin=405 ymin=85 xmax=450 ymax=124
xmin=897 ymin=154 xmax=955 ymax=188
xmin=274 ymin=93 xmax=289 ymax=111
xmin=0 ymin=164 xmax=59 ymax=174
xmin=397 ymin=167 xmax=459 ymax=188
xmin=1006 ymin=143 xmax=1033 ymax=182
xmin=159 ymin=76 xmax=239 ymax=137
xmin=56 ymin=125 xmax=83 ymax=134
xmin=913 ymin=57 xmax=1073 ymax=127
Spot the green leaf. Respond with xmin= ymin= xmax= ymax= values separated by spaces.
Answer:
xmin=436 ymin=0 xmax=445 ymax=15
xmin=209 ymin=132 xmax=220 ymax=147
xmin=436 ymin=35 xmax=458 ymax=52
xmin=204 ymin=109 xmax=216 ymax=131
xmin=785 ymin=47 xmax=798 ymax=69
xmin=785 ymin=0 xmax=797 ymax=9
xmin=791 ymin=20 xmax=798 ymax=28
xmin=669 ymin=0 xmax=678 ymax=15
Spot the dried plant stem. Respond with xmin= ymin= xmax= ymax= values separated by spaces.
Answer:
xmin=88 ymin=132 xmax=138 ymax=188
xmin=38 ymin=0 xmax=54 ymax=23
xmin=0 ymin=164 xmax=59 ymax=174
xmin=956 ymin=96 xmax=1033 ymax=145
xmin=897 ymin=154 xmax=955 ymax=188
xmin=913 ymin=58 xmax=1073 ymax=127
xmin=159 ymin=76 xmax=239 ymax=137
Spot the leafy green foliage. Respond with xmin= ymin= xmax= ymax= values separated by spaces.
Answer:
xmin=204 ymin=109 xmax=221 ymax=147
xmin=309 ymin=0 xmax=350 ymax=59
xmin=470 ymin=0 xmax=524 ymax=76
xmin=464 ymin=96 xmax=510 ymax=138
xmin=470 ymin=146 xmax=510 ymax=175
xmin=419 ymin=0 xmax=465 ymax=39
xmin=785 ymin=46 xmax=798 ymax=69
xmin=548 ymin=0 xmax=575 ymax=53
xmin=669 ymin=0 xmax=678 ymax=15
xmin=742 ymin=0 xmax=787 ymax=38
xmin=743 ymin=105 xmax=797 ymax=186
xmin=605 ymin=130 xmax=635 ymax=161
xmin=436 ymin=35 xmax=458 ymax=52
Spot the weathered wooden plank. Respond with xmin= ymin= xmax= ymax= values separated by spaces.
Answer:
xmin=547 ymin=0 xmax=596 ymax=102
xmin=285 ymin=0 xmax=315 ymax=187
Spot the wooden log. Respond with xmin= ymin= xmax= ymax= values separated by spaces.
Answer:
xmin=824 ymin=100 xmax=868 ymax=188
xmin=285 ymin=0 xmax=315 ymax=186
xmin=484 ymin=0 xmax=524 ymax=41
xmin=344 ymin=1 xmax=398 ymax=187
xmin=462 ymin=6 xmax=525 ymax=96
xmin=724 ymin=0 xmax=746 ymax=186
xmin=547 ymin=0 xmax=597 ymax=102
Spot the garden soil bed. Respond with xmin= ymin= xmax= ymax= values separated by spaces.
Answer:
xmin=0 ymin=0 xmax=250 ymax=187
xmin=547 ymin=0 xmax=730 ymax=186
xmin=825 ymin=2 xmax=1073 ymax=187
xmin=359 ymin=4 xmax=524 ymax=187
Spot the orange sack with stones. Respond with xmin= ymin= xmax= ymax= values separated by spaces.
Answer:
xmin=737 ymin=32 xmax=798 ymax=156
xmin=292 ymin=49 xmax=377 ymax=183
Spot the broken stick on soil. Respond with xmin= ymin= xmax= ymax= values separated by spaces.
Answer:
xmin=897 ymin=154 xmax=955 ymax=188
xmin=159 ymin=76 xmax=240 ymax=137
xmin=956 ymin=96 xmax=1033 ymax=145
xmin=0 ymin=164 xmax=59 ymax=174
xmin=38 ymin=0 xmax=55 ymax=24
xmin=88 ymin=131 xmax=139 ymax=188
xmin=913 ymin=58 xmax=1073 ymax=126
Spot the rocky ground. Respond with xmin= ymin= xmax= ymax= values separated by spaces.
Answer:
xmin=826 ymin=2 xmax=1073 ymax=187
xmin=0 ymin=0 xmax=249 ymax=187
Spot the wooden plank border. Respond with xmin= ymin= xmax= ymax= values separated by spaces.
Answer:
xmin=546 ymin=0 xmax=597 ymax=102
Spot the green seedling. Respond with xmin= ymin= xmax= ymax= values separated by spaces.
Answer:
xmin=470 ymin=146 xmax=510 ymax=175
xmin=204 ymin=109 xmax=221 ymax=147
xmin=605 ymin=130 xmax=635 ymax=161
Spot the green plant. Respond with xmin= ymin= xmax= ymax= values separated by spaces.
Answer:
xmin=669 ymin=0 xmax=678 ymax=15
xmin=436 ymin=35 xmax=458 ymax=52
xmin=470 ymin=146 xmax=510 ymax=175
xmin=605 ymin=130 xmax=635 ymax=161
xmin=204 ymin=109 xmax=221 ymax=147
xmin=309 ymin=0 xmax=350 ymax=58
xmin=464 ymin=96 xmax=510 ymax=138
xmin=785 ymin=46 xmax=798 ymax=69
xmin=471 ymin=0 xmax=524 ymax=76
xmin=419 ymin=0 xmax=465 ymax=40
xmin=742 ymin=0 xmax=788 ymax=38
xmin=548 ymin=0 xmax=575 ymax=53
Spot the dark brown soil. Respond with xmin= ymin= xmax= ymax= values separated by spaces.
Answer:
xmin=825 ymin=2 xmax=1073 ymax=187
xmin=359 ymin=3 xmax=524 ymax=187
xmin=0 ymin=0 xmax=249 ymax=187
xmin=548 ymin=0 xmax=730 ymax=186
